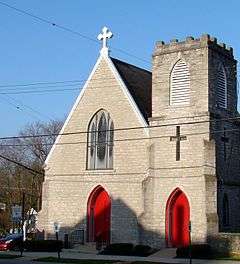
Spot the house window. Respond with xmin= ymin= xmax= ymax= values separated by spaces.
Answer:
xmin=223 ymin=194 xmax=229 ymax=227
xmin=170 ymin=59 xmax=190 ymax=105
xmin=217 ymin=64 xmax=227 ymax=109
xmin=87 ymin=110 xmax=114 ymax=170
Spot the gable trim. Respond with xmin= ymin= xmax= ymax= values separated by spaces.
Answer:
xmin=45 ymin=55 xmax=103 ymax=165
xmin=45 ymin=53 xmax=149 ymax=166
xmin=106 ymin=56 xmax=149 ymax=132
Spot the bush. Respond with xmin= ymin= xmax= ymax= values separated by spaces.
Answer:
xmin=176 ymin=244 xmax=213 ymax=259
xmin=132 ymin=244 xmax=154 ymax=256
xmin=24 ymin=239 xmax=63 ymax=252
xmin=100 ymin=243 xmax=134 ymax=255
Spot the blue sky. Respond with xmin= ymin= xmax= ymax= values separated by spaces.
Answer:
xmin=0 ymin=0 xmax=239 ymax=136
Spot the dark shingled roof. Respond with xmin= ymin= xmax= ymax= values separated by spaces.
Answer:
xmin=111 ymin=57 xmax=152 ymax=122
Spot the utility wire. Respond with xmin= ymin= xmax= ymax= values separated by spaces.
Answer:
xmin=0 ymin=83 xmax=84 ymax=92
xmin=0 ymin=154 xmax=43 ymax=175
xmin=0 ymin=79 xmax=85 ymax=89
xmin=0 ymin=95 xmax=41 ymax=121
xmin=0 ymin=74 xmax=236 ymax=95
xmin=3 ymin=94 xmax=54 ymax=121
xmin=0 ymin=115 xmax=239 ymax=141
xmin=0 ymin=1 xmax=150 ymax=65
xmin=0 ymin=126 xmax=239 ymax=148
xmin=0 ymin=87 xmax=80 ymax=95
xmin=0 ymin=128 xmax=238 ymax=183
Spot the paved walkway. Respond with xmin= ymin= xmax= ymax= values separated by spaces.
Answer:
xmin=0 ymin=250 xmax=240 ymax=264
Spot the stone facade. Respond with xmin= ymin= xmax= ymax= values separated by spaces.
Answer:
xmin=38 ymin=34 xmax=240 ymax=249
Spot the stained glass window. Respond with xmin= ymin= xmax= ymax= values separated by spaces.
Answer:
xmin=87 ymin=110 xmax=114 ymax=169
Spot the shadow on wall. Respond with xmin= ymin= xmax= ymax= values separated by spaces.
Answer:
xmin=38 ymin=197 xmax=236 ymax=261
xmin=42 ymin=198 xmax=165 ymax=248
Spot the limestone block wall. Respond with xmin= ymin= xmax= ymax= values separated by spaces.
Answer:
xmin=152 ymin=35 xmax=210 ymax=119
xmin=209 ymin=233 xmax=240 ymax=255
xmin=38 ymin=56 xmax=150 ymax=244
xmin=212 ymin=119 xmax=240 ymax=231
xmin=142 ymin=116 xmax=217 ymax=247
xmin=40 ymin=176 xmax=146 ymax=244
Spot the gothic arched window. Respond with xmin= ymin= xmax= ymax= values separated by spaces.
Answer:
xmin=170 ymin=60 xmax=190 ymax=106
xmin=217 ymin=64 xmax=227 ymax=109
xmin=87 ymin=110 xmax=114 ymax=170
xmin=223 ymin=194 xmax=229 ymax=227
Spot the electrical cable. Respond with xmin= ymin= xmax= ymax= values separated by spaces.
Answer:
xmin=0 ymin=79 xmax=85 ymax=89
xmin=0 ymin=114 xmax=239 ymax=141
xmin=0 ymin=1 xmax=150 ymax=65
xmin=0 ymin=154 xmax=43 ymax=175
xmin=0 ymin=126 xmax=239 ymax=147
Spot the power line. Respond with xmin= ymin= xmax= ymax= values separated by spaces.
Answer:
xmin=0 ymin=114 xmax=239 ymax=142
xmin=0 ymin=79 xmax=85 ymax=89
xmin=0 ymin=126 xmax=239 ymax=148
xmin=0 ymin=87 xmax=80 ymax=95
xmin=3 ymin=94 xmax=54 ymax=121
xmin=0 ymin=83 xmax=83 ymax=92
xmin=0 ymin=125 xmax=238 ymax=183
xmin=0 ymin=73 xmax=237 ymax=95
xmin=0 ymin=95 xmax=41 ymax=121
xmin=0 ymin=1 xmax=150 ymax=65
xmin=0 ymin=66 xmax=238 ymax=91
xmin=0 ymin=128 xmax=238 ymax=182
xmin=0 ymin=154 xmax=43 ymax=175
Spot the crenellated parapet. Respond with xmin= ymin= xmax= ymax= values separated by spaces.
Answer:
xmin=154 ymin=34 xmax=234 ymax=59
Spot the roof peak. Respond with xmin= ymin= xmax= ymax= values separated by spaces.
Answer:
xmin=110 ymin=57 xmax=152 ymax=74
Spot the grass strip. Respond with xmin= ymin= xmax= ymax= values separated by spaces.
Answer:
xmin=34 ymin=257 xmax=118 ymax=263
xmin=216 ymin=254 xmax=240 ymax=261
xmin=0 ymin=253 xmax=21 ymax=259
xmin=34 ymin=259 xmax=180 ymax=264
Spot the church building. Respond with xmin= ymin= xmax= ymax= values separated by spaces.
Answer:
xmin=38 ymin=28 xmax=240 ymax=248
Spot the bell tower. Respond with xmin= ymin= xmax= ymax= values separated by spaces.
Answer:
xmin=149 ymin=34 xmax=240 ymax=235
xmin=151 ymin=34 xmax=237 ymax=120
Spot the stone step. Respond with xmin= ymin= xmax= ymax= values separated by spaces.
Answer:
xmin=150 ymin=247 xmax=177 ymax=258
xmin=65 ymin=242 xmax=98 ymax=254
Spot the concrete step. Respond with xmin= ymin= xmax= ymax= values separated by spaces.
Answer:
xmin=64 ymin=242 xmax=98 ymax=254
xmin=150 ymin=247 xmax=177 ymax=258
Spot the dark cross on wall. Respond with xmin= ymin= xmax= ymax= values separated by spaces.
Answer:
xmin=170 ymin=126 xmax=187 ymax=161
xmin=221 ymin=127 xmax=229 ymax=161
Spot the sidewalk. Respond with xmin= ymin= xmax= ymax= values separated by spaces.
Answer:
xmin=1 ymin=249 xmax=240 ymax=264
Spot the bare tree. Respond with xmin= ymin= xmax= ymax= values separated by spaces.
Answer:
xmin=0 ymin=119 xmax=63 ymax=232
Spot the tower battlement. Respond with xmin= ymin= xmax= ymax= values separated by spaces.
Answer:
xmin=154 ymin=34 xmax=234 ymax=58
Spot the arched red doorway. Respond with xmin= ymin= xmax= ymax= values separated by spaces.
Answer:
xmin=87 ymin=186 xmax=111 ymax=244
xmin=166 ymin=188 xmax=190 ymax=247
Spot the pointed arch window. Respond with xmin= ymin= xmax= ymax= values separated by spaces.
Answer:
xmin=223 ymin=194 xmax=229 ymax=227
xmin=217 ymin=64 xmax=227 ymax=109
xmin=87 ymin=110 xmax=114 ymax=170
xmin=170 ymin=60 xmax=190 ymax=106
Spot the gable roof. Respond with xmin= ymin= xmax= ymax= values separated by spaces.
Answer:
xmin=111 ymin=57 xmax=152 ymax=121
xmin=45 ymin=54 xmax=151 ymax=166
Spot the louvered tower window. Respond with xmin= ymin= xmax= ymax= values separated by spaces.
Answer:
xmin=217 ymin=64 xmax=227 ymax=109
xmin=170 ymin=60 xmax=190 ymax=105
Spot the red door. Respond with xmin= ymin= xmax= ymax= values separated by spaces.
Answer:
xmin=166 ymin=189 xmax=190 ymax=247
xmin=87 ymin=186 xmax=111 ymax=243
